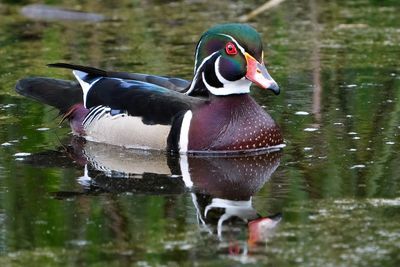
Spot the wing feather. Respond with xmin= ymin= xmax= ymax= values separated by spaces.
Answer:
xmin=48 ymin=63 xmax=204 ymax=125
xmin=86 ymin=78 xmax=204 ymax=125
xmin=49 ymin=63 xmax=190 ymax=92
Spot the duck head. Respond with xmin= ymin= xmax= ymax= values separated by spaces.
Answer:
xmin=186 ymin=24 xmax=279 ymax=96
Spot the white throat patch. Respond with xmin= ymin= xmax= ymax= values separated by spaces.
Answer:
xmin=202 ymin=56 xmax=251 ymax=96
xmin=188 ymin=34 xmax=252 ymax=96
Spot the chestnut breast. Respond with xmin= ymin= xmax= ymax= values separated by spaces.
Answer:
xmin=188 ymin=94 xmax=283 ymax=152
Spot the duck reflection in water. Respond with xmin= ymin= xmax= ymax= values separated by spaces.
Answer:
xmin=185 ymin=152 xmax=282 ymax=255
xmin=23 ymin=137 xmax=283 ymax=255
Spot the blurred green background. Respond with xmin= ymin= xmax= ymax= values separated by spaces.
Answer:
xmin=0 ymin=0 xmax=399 ymax=266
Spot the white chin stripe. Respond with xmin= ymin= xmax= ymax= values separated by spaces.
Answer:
xmin=73 ymin=70 xmax=101 ymax=108
xmin=179 ymin=110 xmax=192 ymax=153
xmin=202 ymin=56 xmax=251 ymax=96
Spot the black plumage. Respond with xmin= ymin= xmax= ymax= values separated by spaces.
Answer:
xmin=48 ymin=63 xmax=206 ymax=125
xmin=15 ymin=77 xmax=82 ymax=114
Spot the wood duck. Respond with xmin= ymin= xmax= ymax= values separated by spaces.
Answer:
xmin=15 ymin=23 xmax=284 ymax=154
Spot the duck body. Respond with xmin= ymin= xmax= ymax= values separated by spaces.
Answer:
xmin=15 ymin=23 xmax=284 ymax=154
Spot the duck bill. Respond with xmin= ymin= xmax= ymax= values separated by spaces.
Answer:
xmin=245 ymin=53 xmax=280 ymax=95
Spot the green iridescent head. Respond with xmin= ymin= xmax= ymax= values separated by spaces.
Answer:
xmin=194 ymin=23 xmax=263 ymax=72
xmin=187 ymin=23 xmax=279 ymax=96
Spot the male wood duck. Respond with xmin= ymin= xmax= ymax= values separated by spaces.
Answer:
xmin=15 ymin=23 xmax=284 ymax=154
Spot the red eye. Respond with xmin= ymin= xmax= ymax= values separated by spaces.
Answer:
xmin=225 ymin=42 xmax=237 ymax=55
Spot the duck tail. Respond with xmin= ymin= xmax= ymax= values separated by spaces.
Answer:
xmin=15 ymin=77 xmax=83 ymax=115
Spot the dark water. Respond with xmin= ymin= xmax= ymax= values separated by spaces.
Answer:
xmin=1 ymin=0 xmax=400 ymax=266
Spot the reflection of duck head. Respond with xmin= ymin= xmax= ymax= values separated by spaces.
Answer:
xmin=76 ymin=141 xmax=283 ymax=245
xmin=21 ymin=137 xmax=283 ymax=247
xmin=183 ymin=152 xmax=282 ymax=241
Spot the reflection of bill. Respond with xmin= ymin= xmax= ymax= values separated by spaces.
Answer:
xmin=79 ymin=140 xmax=284 ymax=248
xmin=22 ymin=138 xmax=284 ymax=255
xmin=248 ymin=213 xmax=282 ymax=247
xmin=191 ymin=194 xmax=281 ymax=257
xmin=227 ymin=214 xmax=282 ymax=256
xmin=182 ymin=150 xmax=283 ymax=256
xmin=193 ymin=194 xmax=282 ymax=234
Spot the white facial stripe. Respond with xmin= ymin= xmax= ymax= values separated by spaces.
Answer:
xmin=217 ymin=33 xmax=246 ymax=55
xmin=193 ymin=39 xmax=203 ymax=74
xmin=188 ymin=34 xmax=253 ymax=96
xmin=202 ymin=67 xmax=250 ymax=96
xmin=73 ymin=70 xmax=101 ymax=108
xmin=186 ymin=51 xmax=218 ymax=95
xmin=201 ymin=71 xmax=218 ymax=93
xmin=209 ymin=56 xmax=251 ymax=95
xmin=179 ymin=110 xmax=192 ymax=153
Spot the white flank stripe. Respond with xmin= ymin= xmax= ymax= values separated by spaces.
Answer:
xmin=73 ymin=70 xmax=101 ymax=108
xmin=82 ymin=106 xmax=105 ymax=127
xmin=179 ymin=110 xmax=192 ymax=153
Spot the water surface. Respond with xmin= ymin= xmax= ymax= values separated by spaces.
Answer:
xmin=0 ymin=0 xmax=399 ymax=266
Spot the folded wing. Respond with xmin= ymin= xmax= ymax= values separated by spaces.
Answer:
xmin=49 ymin=63 xmax=205 ymax=125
